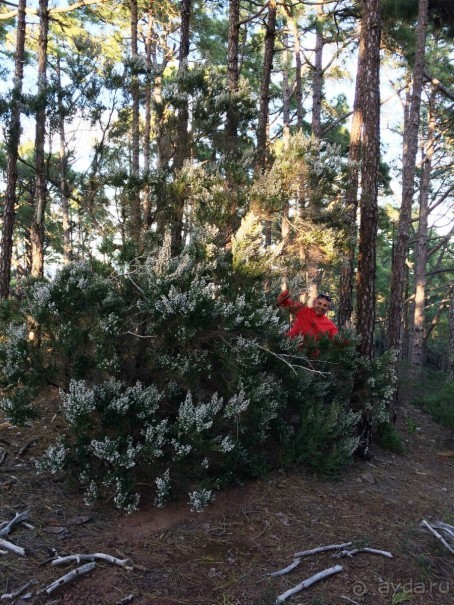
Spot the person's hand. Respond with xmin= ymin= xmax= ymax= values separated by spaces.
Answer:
xmin=277 ymin=290 xmax=290 ymax=304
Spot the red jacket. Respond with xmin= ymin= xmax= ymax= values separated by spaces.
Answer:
xmin=278 ymin=294 xmax=338 ymax=339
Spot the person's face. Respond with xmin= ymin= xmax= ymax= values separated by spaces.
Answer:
xmin=312 ymin=297 xmax=330 ymax=316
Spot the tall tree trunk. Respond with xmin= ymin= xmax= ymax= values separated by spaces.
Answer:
xmin=410 ymin=84 xmax=436 ymax=376
xmin=355 ymin=0 xmax=381 ymax=359
xmin=448 ymin=286 xmax=454 ymax=381
xmin=311 ymin=7 xmax=324 ymax=140
xmin=0 ymin=0 xmax=26 ymax=298
xmin=256 ymin=0 xmax=277 ymax=176
xmin=285 ymin=8 xmax=303 ymax=130
xmin=351 ymin=0 xmax=381 ymax=460
xmin=281 ymin=30 xmax=291 ymax=246
xmin=56 ymin=56 xmax=72 ymax=265
xmin=305 ymin=6 xmax=327 ymax=304
xmin=256 ymin=0 xmax=277 ymax=248
xmin=129 ymin=0 xmax=142 ymax=242
xmin=337 ymin=21 xmax=363 ymax=328
xmin=224 ymin=0 xmax=241 ymax=245
xmin=226 ymin=0 xmax=240 ymax=155
xmin=30 ymin=0 xmax=49 ymax=279
xmin=388 ymin=0 xmax=429 ymax=355
xmin=171 ymin=0 xmax=191 ymax=256
xmin=143 ymin=2 xmax=155 ymax=230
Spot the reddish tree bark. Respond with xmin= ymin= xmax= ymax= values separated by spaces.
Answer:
xmin=388 ymin=0 xmax=429 ymax=354
xmin=337 ymin=20 xmax=363 ymax=328
xmin=30 ymin=0 xmax=49 ymax=279
xmin=256 ymin=0 xmax=277 ymax=176
xmin=355 ymin=0 xmax=381 ymax=359
xmin=410 ymin=84 xmax=436 ymax=375
xmin=0 ymin=0 xmax=26 ymax=298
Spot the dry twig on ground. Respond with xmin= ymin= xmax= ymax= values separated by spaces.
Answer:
xmin=275 ymin=564 xmax=344 ymax=603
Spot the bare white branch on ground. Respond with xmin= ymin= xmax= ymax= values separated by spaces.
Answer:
xmin=340 ymin=596 xmax=360 ymax=605
xmin=43 ymin=562 xmax=97 ymax=595
xmin=335 ymin=547 xmax=393 ymax=558
xmin=275 ymin=564 xmax=343 ymax=603
xmin=294 ymin=542 xmax=352 ymax=557
xmin=431 ymin=521 xmax=454 ymax=542
xmin=0 ymin=581 xmax=33 ymax=601
xmin=116 ymin=595 xmax=135 ymax=604
xmin=267 ymin=558 xmax=301 ymax=577
xmin=0 ymin=510 xmax=29 ymax=538
xmin=421 ymin=520 xmax=454 ymax=555
xmin=51 ymin=553 xmax=132 ymax=568
xmin=0 ymin=539 xmax=25 ymax=556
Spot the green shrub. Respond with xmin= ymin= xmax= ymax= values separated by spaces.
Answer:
xmin=375 ymin=421 xmax=405 ymax=453
xmin=412 ymin=370 xmax=454 ymax=430
xmin=1 ymin=229 xmax=397 ymax=511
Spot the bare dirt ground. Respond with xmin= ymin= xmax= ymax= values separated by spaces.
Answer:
xmin=1 ymin=389 xmax=453 ymax=605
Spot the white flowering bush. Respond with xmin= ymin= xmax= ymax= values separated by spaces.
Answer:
xmin=22 ymin=262 xmax=124 ymax=381
xmin=0 ymin=321 xmax=42 ymax=424
xmin=0 ymin=263 xmax=124 ymax=424
xmin=2 ymin=228 xmax=397 ymax=510
xmin=188 ymin=488 xmax=214 ymax=512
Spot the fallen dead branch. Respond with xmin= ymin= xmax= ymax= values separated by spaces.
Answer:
xmin=0 ymin=510 xmax=29 ymax=538
xmin=0 ymin=538 xmax=26 ymax=557
xmin=0 ymin=581 xmax=33 ymax=601
xmin=294 ymin=541 xmax=352 ymax=557
xmin=116 ymin=595 xmax=135 ymax=604
xmin=335 ymin=547 xmax=393 ymax=559
xmin=421 ymin=519 xmax=454 ymax=555
xmin=267 ymin=558 xmax=301 ymax=577
xmin=43 ymin=562 xmax=97 ymax=595
xmin=275 ymin=564 xmax=343 ymax=603
xmin=51 ymin=553 xmax=133 ymax=568
xmin=431 ymin=521 xmax=454 ymax=542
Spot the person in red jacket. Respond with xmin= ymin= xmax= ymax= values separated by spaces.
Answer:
xmin=277 ymin=290 xmax=338 ymax=339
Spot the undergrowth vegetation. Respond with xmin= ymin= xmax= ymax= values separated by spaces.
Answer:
xmin=0 ymin=227 xmax=398 ymax=512
xmin=411 ymin=370 xmax=454 ymax=430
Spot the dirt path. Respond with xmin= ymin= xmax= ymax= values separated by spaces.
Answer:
xmin=1 ymin=400 xmax=453 ymax=605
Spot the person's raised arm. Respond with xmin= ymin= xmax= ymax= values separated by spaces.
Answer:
xmin=277 ymin=290 xmax=305 ymax=313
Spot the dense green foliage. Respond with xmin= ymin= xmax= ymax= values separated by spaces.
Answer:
xmin=411 ymin=370 xmax=454 ymax=430
xmin=0 ymin=228 xmax=402 ymax=511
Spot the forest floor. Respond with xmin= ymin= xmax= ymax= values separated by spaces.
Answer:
xmin=1 ymin=388 xmax=453 ymax=605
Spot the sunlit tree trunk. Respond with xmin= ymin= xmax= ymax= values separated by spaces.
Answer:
xmin=256 ymin=0 xmax=277 ymax=247
xmin=171 ymin=0 xmax=191 ymax=256
xmin=337 ymin=21 xmax=363 ymax=328
xmin=410 ymin=84 xmax=436 ymax=376
xmin=388 ymin=0 xmax=429 ymax=355
xmin=355 ymin=0 xmax=381 ymax=359
xmin=30 ymin=0 xmax=49 ymax=279
xmin=226 ymin=0 xmax=240 ymax=155
xmin=256 ymin=0 xmax=277 ymax=175
xmin=0 ymin=0 xmax=26 ymax=298
xmin=311 ymin=6 xmax=324 ymax=140
xmin=56 ymin=56 xmax=72 ymax=265
xmin=285 ymin=7 xmax=303 ymax=130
